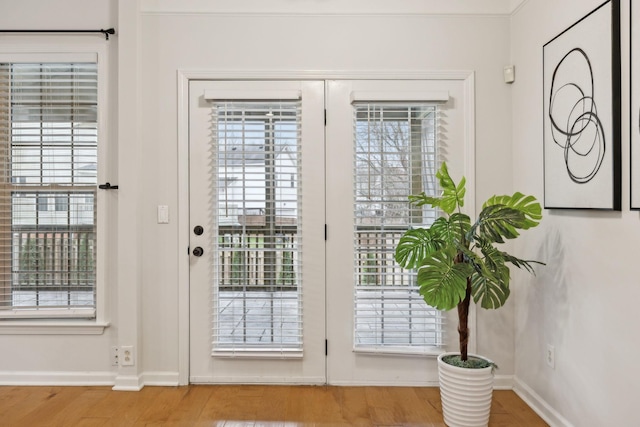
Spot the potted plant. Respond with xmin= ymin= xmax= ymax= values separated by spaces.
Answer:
xmin=394 ymin=162 xmax=543 ymax=427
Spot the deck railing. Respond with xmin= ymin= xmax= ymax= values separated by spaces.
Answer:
xmin=11 ymin=226 xmax=95 ymax=293
xmin=217 ymin=225 xmax=298 ymax=292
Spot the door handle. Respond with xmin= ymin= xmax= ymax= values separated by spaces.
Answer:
xmin=192 ymin=246 xmax=204 ymax=257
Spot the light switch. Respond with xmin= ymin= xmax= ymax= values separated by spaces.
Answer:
xmin=157 ymin=205 xmax=169 ymax=224
xmin=503 ymin=65 xmax=515 ymax=84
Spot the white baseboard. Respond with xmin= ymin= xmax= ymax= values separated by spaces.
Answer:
xmin=143 ymin=371 xmax=180 ymax=386
xmin=0 ymin=370 xmax=183 ymax=390
xmin=328 ymin=379 xmax=440 ymax=387
xmin=190 ymin=375 xmax=326 ymax=385
xmin=326 ymin=375 xmax=512 ymax=388
xmin=113 ymin=373 xmax=144 ymax=391
xmin=513 ymin=376 xmax=573 ymax=427
xmin=493 ymin=374 xmax=513 ymax=390
xmin=0 ymin=370 xmax=115 ymax=386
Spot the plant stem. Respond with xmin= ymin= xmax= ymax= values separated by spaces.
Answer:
xmin=457 ymin=277 xmax=471 ymax=361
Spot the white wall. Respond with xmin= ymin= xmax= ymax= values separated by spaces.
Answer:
xmin=138 ymin=0 xmax=515 ymax=377
xmin=0 ymin=0 xmax=519 ymax=388
xmin=511 ymin=0 xmax=640 ymax=425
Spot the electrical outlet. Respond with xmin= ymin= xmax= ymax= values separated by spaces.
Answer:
xmin=546 ymin=344 xmax=555 ymax=369
xmin=121 ymin=345 xmax=135 ymax=366
xmin=110 ymin=346 xmax=119 ymax=366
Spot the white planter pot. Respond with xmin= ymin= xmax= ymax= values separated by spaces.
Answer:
xmin=437 ymin=352 xmax=495 ymax=427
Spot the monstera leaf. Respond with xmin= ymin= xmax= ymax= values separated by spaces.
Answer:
xmin=436 ymin=163 xmax=466 ymax=214
xmin=416 ymin=247 xmax=474 ymax=310
xmin=408 ymin=193 xmax=442 ymax=209
xmin=429 ymin=214 xmax=471 ymax=247
xmin=483 ymin=192 xmax=542 ymax=229
xmin=471 ymin=266 xmax=511 ymax=309
xmin=394 ymin=227 xmax=443 ymax=270
xmin=470 ymin=204 xmax=528 ymax=244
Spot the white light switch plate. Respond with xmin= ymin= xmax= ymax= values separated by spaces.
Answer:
xmin=157 ymin=205 xmax=169 ymax=224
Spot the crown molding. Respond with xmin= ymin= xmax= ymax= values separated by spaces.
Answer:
xmin=142 ymin=0 xmax=525 ymax=17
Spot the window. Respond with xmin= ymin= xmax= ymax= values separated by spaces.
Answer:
xmin=213 ymin=100 xmax=302 ymax=353
xmin=353 ymin=102 xmax=443 ymax=352
xmin=0 ymin=60 xmax=98 ymax=319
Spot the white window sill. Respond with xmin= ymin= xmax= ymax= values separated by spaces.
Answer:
xmin=0 ymin=321 xmax=110 ymax=335
xmin=353 ymin=346 xmax=443 ymax=357
xmin=212 ymin=349 xmax=303 ymax=359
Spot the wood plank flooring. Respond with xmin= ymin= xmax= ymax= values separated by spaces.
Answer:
xmin=0 ymin=385 xmax=549 ymax=426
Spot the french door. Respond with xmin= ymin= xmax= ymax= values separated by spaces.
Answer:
xmin=189 ymin=80 xmax=326 ymax=383
xmin=188 ymin=78 xmax=467 ymax=384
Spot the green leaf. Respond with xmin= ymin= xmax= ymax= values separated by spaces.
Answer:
xmin=467 ymin=244 xmax=510 ymax=309
xmin=416 ymin=248 xmax=474 ymax=310
xmin=460 ymin=246 xmax=498 ymax=282
xmin=501 ymin=252 xmax=546 ymax=274
xmin=429 ymin=214 xmax=471 ymax=247
xmin=436 ymin=163 xmax=465 ymax=214
xmin=394 ymin=227 xmax=443 ymax=269
xmin=471 ymin=270 xmax=511 ymax=309
xmin=478 ymin=243 xmax=508 ymax=275
xmin=484 ymin=192 xmax=542 ymax=230
xmin=472 ymin=205 xmax=526 ymax=244
xmin=456 ymin=177 xmax=467 ymax=208
xmin=408 ymin=193 xmax=442 ymax=209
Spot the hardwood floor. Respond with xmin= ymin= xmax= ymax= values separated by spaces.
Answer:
xmin=0 ymin=385 xmax=548 ymax=426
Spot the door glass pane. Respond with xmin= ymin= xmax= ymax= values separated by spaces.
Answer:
xmin=211 ymin=101 xmax=302 ymax=353
xmin=353 ymin=103 xmax=444 ymax=352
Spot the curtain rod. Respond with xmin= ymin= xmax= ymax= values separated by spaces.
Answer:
xmin=0 ymin=28 xmax=115 ymax=40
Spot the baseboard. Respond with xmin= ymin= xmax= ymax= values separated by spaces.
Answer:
xmin=513 ymin=376 xmax=573 ymax=427
xmin=0 ymin=370 xmax=115 ymax=386
xmin=190 ymin=375 xmax=326 ymax=385
xmin=113 ymin=373 xmax=144 ymax=391
xmin=328 ymin=375 xmax=512 ymax=388
xmin=143 ymin=371 xmax=180 ymax=386
xmin=328 ymin=379 xmax=440 ymax=387
xmin=493 ymin=374 xmax=514 ymax=390
xmin=0 ymin=370 xmax=179 ymax=389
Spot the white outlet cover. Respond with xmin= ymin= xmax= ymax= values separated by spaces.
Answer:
xmin=546 ymin=344 xmax=555 ymax=369
xmin=121 ymin=345 xmax=135 ymax=366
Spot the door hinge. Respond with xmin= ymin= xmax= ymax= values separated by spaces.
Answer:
xmin=324 ymin=109 xmax=327 ymax=126
xmin=324 ymin=224 xmax=327 ymax=240
xmin=325 ymin=339 xmax=328 ymax=356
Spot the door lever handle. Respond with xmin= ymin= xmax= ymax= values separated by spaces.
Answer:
xmin=99 ymin=182 xmax=119 ymax=190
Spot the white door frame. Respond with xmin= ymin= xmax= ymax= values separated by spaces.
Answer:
xmin=176 ymin=69 xmax=476 ymax=385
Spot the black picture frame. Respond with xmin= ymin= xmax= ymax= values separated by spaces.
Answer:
xmin=631 ymin=1 xmax=640 ymax=209
xmin=543 ymin=0 xmax=621 ymax=210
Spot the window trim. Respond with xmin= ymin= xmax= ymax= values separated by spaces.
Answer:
xmin=0 ymin=320 xmax=109 ymax=335
xmin=0 ymin=43 xmax=111 ymax=331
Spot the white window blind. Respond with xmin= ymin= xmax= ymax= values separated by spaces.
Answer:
xmin=0 ymin=62 xmax=98 ymax=319
xmin=211 ymin=100 xmax=303 ymax=355
xmin=353 ymin=102 xmax=443 ymax=353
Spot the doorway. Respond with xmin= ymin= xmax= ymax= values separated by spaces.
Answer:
xmin=187 ymin=77 xmax=471 ymax=385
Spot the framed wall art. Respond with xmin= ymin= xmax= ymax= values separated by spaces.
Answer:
xmin=543 ymin=0 xmax=621 ymax=210
xmin=632 ymin=1 xmax=640 ymax=209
